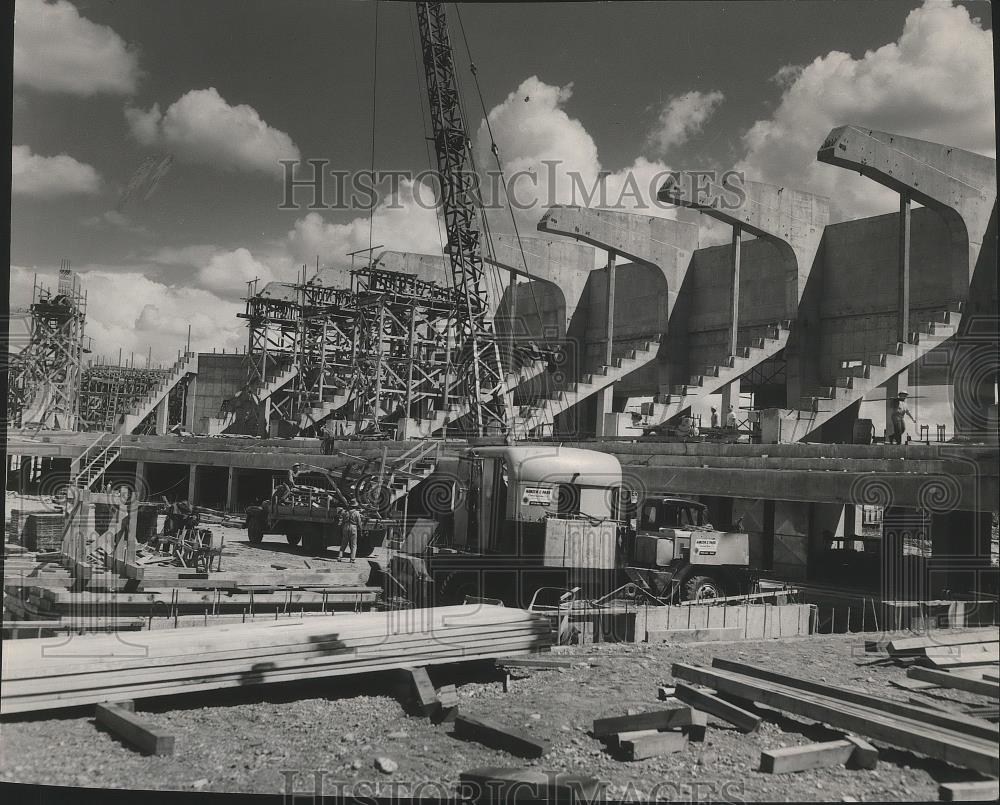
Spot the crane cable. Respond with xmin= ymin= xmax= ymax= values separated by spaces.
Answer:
xmin=453 ymin=5 xmax=547 ymax=336
xmin=368 ymin=0 xmax=380 ymax=266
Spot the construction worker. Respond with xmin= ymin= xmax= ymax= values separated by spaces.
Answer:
xmin=726 ymin=406 xmax=737 ymax=430
xmin=675 ymin=415 xmax=700 ymax=440
xmin=710 ymin=407 xmax=719 ymax=429
xmin=340 ymin=498 xmax=362 ymax=563
xmin=886 ymin=391 xmax=915 ymax=444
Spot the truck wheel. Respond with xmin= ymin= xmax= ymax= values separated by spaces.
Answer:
xmin=246 ymin=506 xmax=265 ymax=545
xmin=683 ymin=574 xmax=725 ymax=602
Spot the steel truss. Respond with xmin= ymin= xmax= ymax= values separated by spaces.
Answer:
xmin=417 ymin=1 xmax=507 ymax=435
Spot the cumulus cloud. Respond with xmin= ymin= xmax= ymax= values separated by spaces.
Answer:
xmin=13 ymin=0 xmax=140 ymax=96
xmin=287 ymin=178 xmax=443 ymax=270
xmin=8 ymin=266 xmax=246 ymax=364
xmin=12 ymin=144 xmax=101 ymax=198
xmin=737 ymin=0 xmax=995 ymax=221
xmin=198 ymin=248 xmax=276 ymax=294
xmin=125 ymin=88 xmax=300 ymax=176
xmin=647 ymin=90 xmax=725 ymax=154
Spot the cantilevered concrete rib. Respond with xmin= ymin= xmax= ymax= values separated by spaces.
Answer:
xmin=537 ymin=205 xmax=699 ymax=321
xmin=658 ymin=177 xmax=829 ymax=312
xmin=817 ymin=125 xmax=997 ymax=290
xmin=486 ymin=233 xmax=596 ymax=334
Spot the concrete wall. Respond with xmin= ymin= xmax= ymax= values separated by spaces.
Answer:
xmin=190 ymin=353 xmax=246 ymax=432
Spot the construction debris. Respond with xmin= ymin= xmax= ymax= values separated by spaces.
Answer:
xmin=95 ymin=702 xmax=175 ymax=756
xmin=759 ymin=736 xmax=878 ymax=774
xmin=452 ymin=715 xmax=551 ymax=758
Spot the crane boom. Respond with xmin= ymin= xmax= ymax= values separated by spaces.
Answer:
xmin=416 ymin=1 xmax=507 ymax=436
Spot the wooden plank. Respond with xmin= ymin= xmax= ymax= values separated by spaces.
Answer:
xmin=760 ymin=740 xmax=856 ymax=773
xmin=497 ymin=657 xmax=582 ymax=669
xmin=592 ymin=707 xmax=696 ymax=738
xmin=673 ymin=663 xmax=998 ymax=777
xmin=890 ymin=677 xmax=939 ymax=691
xmin=434 ymin=684 xmax=459 ymax=724
xmin=845 ymin=736 xmax=879 ymax=769
xmin=888 ymin=628 xmax=999 ymax=654
xmin=453 ymin=715 xmax=550 ymax=758
xmin=686 ymin=710 xmax=708 ymax=742
xmin=657 ymin=686 xmax=676 ymax=700
xmin=402 ymin=666 xmax=438 ymax=717
xmin=938 ymin=780 xmax=1000 ymax=802
xmin=621 ymin=730 xmax=688 ymax=760
xmin=647 ymin=627 xmax=743 ymax=643
xmin=459 ymin=767 xmax=605 ymax=802
xmin=673 ymin=684 xmax=760 ymax=733
xmin=907 ymin=667 xmax=1000 ymax=699
xmin=94 ymin=702 xmax=174 ymax=755
xmin=713 ymin=659 xmax=999 ymax=741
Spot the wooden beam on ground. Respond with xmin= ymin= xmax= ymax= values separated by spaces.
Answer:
xmin=459 ymin=767 xmax=605 ymax=802
xmin=673 ymin=663 xmax=998 ymax=777
xmin=888 ymin=628 xmax=999 ymax=655
xmin=497 ymin=657 xmax=585 ymax=670
xmin=938 ymin=780 xmax=1000 ymax=802
xmin=434 ymin=684 xmax=459 ymax=724
xmin=657 ymin=686 xmax=676 ymax=700
xmin=592 ymin=707 xmax=697 ymax=737
xmin=760 ymin=735 xmax=877 ymax=773
xmin=620 ymin=730 xmax=687 ymax=760
xmin=453 ymin=715 xmax=550 ymax=758
xmin=907 ymin=667 xmax=1000 ymax=699
xmin=95 ymin=702 xmax=174 ymax=755
xmin=713 ymin=658 xmax=999 ymax=741
xmin=398 ymin=666 xmax=439 ymax=717
xmin=673 ymin=683 xmax=761 ymax=733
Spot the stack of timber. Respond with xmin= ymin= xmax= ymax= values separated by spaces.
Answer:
xmin=672 ymin=659 xmax=999 ymax=777
xmin=21 ymin=512 xmax=66 ymax=552
xmin=887 ymin=627 xmax=1000 ymax=669
xmin=1 ymin=604 xmax=552 ymax=715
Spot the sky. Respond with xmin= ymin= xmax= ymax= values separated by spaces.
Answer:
xmin=8 ymin=0 xmax=996 ymax=367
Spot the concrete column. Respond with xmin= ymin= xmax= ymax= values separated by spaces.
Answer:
xmin=183 ymin=375 xmax=198 ymax=430
xmin=154 ymin=397 xmax=169 ymax=435
xmin=187 ymin=464 xmax=198 ymax=505
xmin=226 ymin=467 xmax=239 ymax=513
xmin=595 ymin=252 xmax=616 ymax=438
xmin=897 ymin=194 xmax=911 ymax=343
xmin=881 ymin=507 xmax=928 ymax=604
xmin=134 ymin=460 xmax=147 ymax=500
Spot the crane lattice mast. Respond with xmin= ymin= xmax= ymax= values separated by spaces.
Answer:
xmin=416 ymin=1 xmax=507 ymax=436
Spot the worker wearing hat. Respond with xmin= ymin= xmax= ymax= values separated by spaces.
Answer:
xmin=340 ymin=497 xmax=363 ymax=563
xmin=886 ymin=391 xmax=915 ymax=444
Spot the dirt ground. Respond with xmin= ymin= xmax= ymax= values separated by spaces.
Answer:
xmin=1 ymin=630 xmax=995 ymax=801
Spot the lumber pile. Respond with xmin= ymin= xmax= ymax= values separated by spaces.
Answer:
xmin=20 ymin=513 xmax=65 ymax=552
xmin=591 ymin=706 xmax=705 ymax=760
xmin=885 ymin=627 xmax=999 ymax=670
xmin=671 ymin=659 xmax=999 ymax=777
xmin=0 ymin=604 xmax=552 ymax=715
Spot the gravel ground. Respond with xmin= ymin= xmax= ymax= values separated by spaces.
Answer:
xmin=1 ymin=632 xmax=995 ymax=801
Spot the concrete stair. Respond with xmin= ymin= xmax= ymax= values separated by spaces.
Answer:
xmin=117 ymin=352 xmax=198 ymax=434
xmin=70 ymin=432 xmax=123 ymax=490
xmin=513 ymin=336 xmax=661 ymax=438
xmin=773 ymin=303 xmax=963 ymax=441
xmin=400 ymin=358 xmax=549 ymax=438
xmin=647 ymin=322 xmax=793 ymax=427
xmin=380 ymin=440 xmax=442 ymax=507
xmin=297 ymin=388 xmax=352 ymax=432
xmin=207 ymin=362 xmax=299 ymax=435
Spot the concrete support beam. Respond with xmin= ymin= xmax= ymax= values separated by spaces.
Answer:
xmin=595 ymin=252 xmax=617 ymax=437
xmin=183 ymin=376 xmax=198 ymax=431
xmin=134 ymin=461 xmax=147 ymax=499
xmin=659 ymin=177 xmax=828 ymax=311
xmin=187 ymin=465 xmax=198 ymax=506
xmin=537 ymin=206 xmax=698 ymax=323
xmin=817 ymin=125 xmax=997 ymax=291
xmin=154 ymin=397 xmax=169 ymax=436
xmin=659 ymin=177 xmax=828 ymax=407
xmin=486 ymin=233 xmax=598 ymax=335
